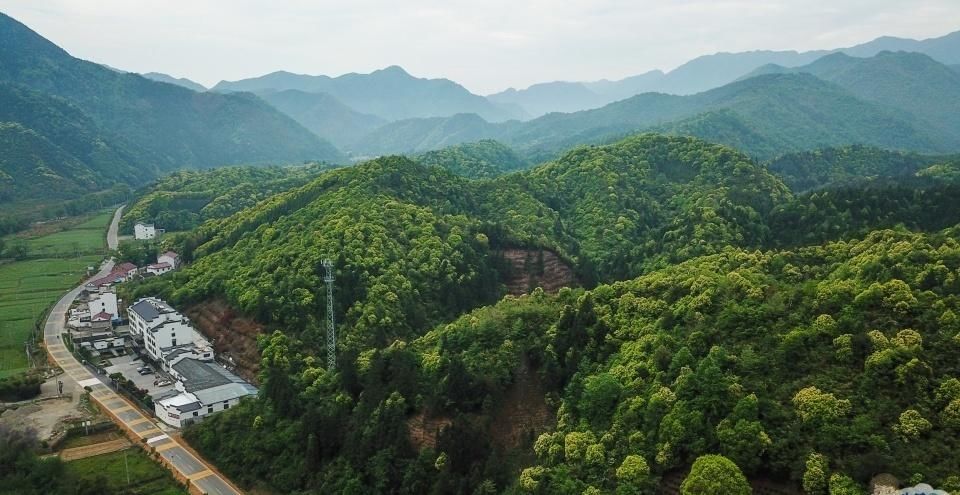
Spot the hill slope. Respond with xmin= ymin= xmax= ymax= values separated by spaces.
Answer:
xmin=0 ymin=12 xmax=344 ymax=170
xmin=256 ymin=90 xmax=386 ymax=150
xmin=123 ymin=133 xmax=960 ymax=494
xmin=747 ymin=51 xmax=960 ymax=149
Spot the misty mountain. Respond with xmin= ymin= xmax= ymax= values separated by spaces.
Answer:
xmin=141 ymin=72 xmax=207 ymax=92
xmin=213 ymin=66 xmax=525 ymax=122
xmin=354 ymin=113 xmax=504 ymax=156
xmin=356 ymin=73 xmax=940 ymax=160
xmin=256 ymin=89 xmax=386 ymax=150
xmin=488 ymin=70 xmax=667 ymax=118
xmin=0 ymin=12 xmax=344 ymax=177
xmin=488 ymin=29 xmax=960 ymax=117
xmin=746 ymin=51 xmax=960 ymax=148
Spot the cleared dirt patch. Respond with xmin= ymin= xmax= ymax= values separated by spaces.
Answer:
xmin=185 ymin=298 xmax=263 ymax=383
xmin=500 ymin=248 xmax=577 ymax=296
xmin=60 ymin=437 xmax=131 ymax=461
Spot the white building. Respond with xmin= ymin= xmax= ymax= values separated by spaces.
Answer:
xmin=145 ymin=262 xmax=172 ymax=276
xmin=158 ymin=251 xmax=180 ymax=270
xmin=134 ymin=222 xmax=157 ymax=240
xmin=127 ymin=297 xmax=209 ymax=364
xmin=155 ymin=358 xmax=257 ymax=427
xmin=88 ymin=292 xmax=119 ymax=320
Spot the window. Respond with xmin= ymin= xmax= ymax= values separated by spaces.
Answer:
xmin=224 ymin=403 xmax=229 ymax=410
xmin=193 ymin=412 xmax=198 ymax=417
xmin=208 ymin=407 xmax=213 ymax=414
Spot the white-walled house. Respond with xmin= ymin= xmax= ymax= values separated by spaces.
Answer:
xmin=134 ymin=222 xmax=156 ymax=240
xmin=155 ymin=358 xmax=257 ymax=427
xmin=127 ymin=297 xmax=209 ymax=363
xmin=158 ymin=251 xmax=180 ymax=270
xmin=145 ymin=262 xmax=172 ymax=276
xmin=88 ymin=292 xmax=119 ymax=320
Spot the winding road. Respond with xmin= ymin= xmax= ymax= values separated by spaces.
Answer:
xmin=43 ymin=206 xmax=242 ymax=495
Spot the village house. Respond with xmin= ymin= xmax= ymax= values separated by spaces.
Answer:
xmin=155 ymin=357 xmax=257 ymax=428
xmin=87 ymin=292 xmax=119 ymax=320
xmin=127 ymin=297 xmax=207 ymax=364
xmin=158 ymin=251 xmax=180 ymax=269
xmin=134 ymin=222 xmax=157 ymax=240
xmin=145 ymin=262 xmax=172 ymax=276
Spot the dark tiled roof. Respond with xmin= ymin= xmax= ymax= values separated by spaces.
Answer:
xmin=176 ymin=401 xmax=202 ymax=412
xmin=172 ymin=358 xmax=232 ymax=392
xmin=92 ymin=311 xmax=113 ymax=321
xmin=162 ymin=251 xmax=178 ymax=259
xmin=129 ymin=300 xmax=159 ymax=321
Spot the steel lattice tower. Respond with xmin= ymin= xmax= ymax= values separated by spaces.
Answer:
xmin=322 ymin=260 xmax=336 ymax=369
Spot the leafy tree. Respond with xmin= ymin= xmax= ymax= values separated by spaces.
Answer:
xmin=680 ymin=454 xmax=751 ymax=495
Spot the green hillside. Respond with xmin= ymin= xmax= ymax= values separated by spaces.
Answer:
xmin=0 ymin=12 xmax=344 ymax=183
xmin=112 ymin=133 xmax=960 ymax=494
xmin=414 ymin=140 xmax=529 ymax=179
xmin=120 ymin=163 xmax=338 ymax=234
xmin=765 ymin=145 xmax=950 ymax=192
xmin=748 ymin=51 xmax=960 ymax=149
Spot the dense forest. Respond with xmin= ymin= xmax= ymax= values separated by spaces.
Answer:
xmin=120 ymin=163 xmax=339 ymax=234
xmin=112 ymin=133 xmax=960 ymax=494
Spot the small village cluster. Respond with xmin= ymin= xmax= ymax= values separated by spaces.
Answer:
xmin=128 ymin=297 xmax=257 ymax=427
xmin=66 ymin=247 xmax=256 ymax=428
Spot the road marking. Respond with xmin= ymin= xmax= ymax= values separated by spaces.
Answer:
xmin=77 ymin=378 xmax=101 ymax=387
xmin=147 ymin=434 xmax=170 ymax=444
xmin=188 ymin=469 xmax=214 ymax=481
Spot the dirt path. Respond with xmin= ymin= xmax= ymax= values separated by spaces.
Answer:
xmin=60 ymin=437 xmax=131 ymax=461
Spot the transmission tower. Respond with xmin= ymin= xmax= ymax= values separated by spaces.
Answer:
xmin=322 ymin=260 xmax=336 ymax=369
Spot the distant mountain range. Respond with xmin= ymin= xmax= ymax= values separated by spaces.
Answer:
xmin=489 ymin=29 xmax=960 ymax=117
xmin=354 ymin=66 xmax=950 ymax=161
xmin=213 ymin=66 xmax=526 ymax=122
xmin=0 ymin=12 xmax=343 ymax=202
xmin=141 ymin=72 xmax=207 ymax=92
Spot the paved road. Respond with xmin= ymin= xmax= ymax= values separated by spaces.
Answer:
xmin=43 ymin=205 xmax=241 ymax=495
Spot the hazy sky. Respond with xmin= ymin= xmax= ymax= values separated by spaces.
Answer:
xmin=2 ymin=0 xmax=958 ymax=94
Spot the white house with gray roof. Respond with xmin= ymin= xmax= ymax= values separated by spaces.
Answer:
xmin=155 ymin=357 xmax=257 ymax=427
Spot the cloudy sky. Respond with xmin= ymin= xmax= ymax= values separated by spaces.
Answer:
xmin=2 ymin=0 xmax=958 ymax=94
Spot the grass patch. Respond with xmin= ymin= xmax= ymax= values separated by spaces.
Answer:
xmin=64 ymin=448 xmax=188 ymax=495
xmin=0 ymin=210 xmax=112 ymax=377
xmin=9 ymin=211 xmax=113 ymax=258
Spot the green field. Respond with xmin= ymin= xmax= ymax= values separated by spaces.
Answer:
xmin=0 ymin=210 xmax=111 ymax=377
xmin=64 ymin=448 xmax=188 ymax=495
xmin=18 ymin=211 xmax=113 ymax=258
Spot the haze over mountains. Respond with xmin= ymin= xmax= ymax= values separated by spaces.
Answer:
xmin=2 ymin=8 xmax=960 ymax=202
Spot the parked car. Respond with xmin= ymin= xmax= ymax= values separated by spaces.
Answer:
xmin=137 ymin=366 xmax=153 ymax=375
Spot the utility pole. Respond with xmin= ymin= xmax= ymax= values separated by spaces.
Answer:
xmin=322 ymin=260 xmax=336 ymax=370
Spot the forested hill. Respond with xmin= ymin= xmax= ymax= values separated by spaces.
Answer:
xmin=117 ymin=133 xmax=960 ymax=494
xmin=0 ymin=82 xmax=152 ymax=202
xmin=766 ymin=145 xmax=951 ymax=192
xmin=0 ymin=12 xmax=344 ymax=196
xmin=414 ymin=140 xmax=530 ymax=179
xmin=354 ymin=72 xmax=941 ymax=161
xmin=746 ymin=51 xmax=960 ymax=149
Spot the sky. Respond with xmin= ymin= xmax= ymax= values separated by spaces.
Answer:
xmin=1 ymin=0 xmax=959 ymax=95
